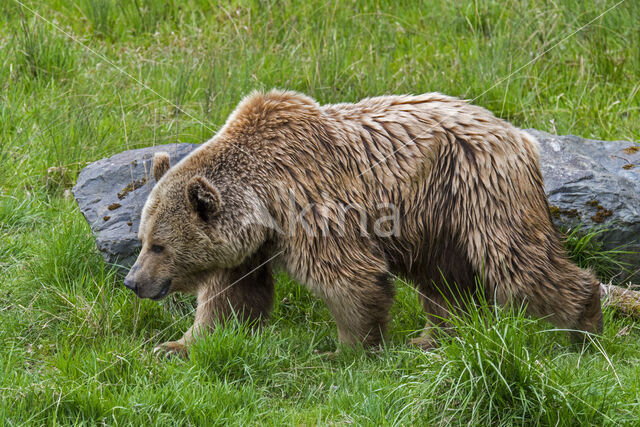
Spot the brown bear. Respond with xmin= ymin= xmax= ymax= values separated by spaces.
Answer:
xmin=123 ymin=90 xmax=603 ymax=356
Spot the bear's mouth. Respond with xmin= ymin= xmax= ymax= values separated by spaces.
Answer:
xmin=150 ymin=278 xmax=172 ymax=300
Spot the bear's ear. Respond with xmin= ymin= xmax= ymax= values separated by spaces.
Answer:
xmin=153 ymin=152 xmax=171 ymax=181
xmin=186 ymin=176 xmax=221 ymax=221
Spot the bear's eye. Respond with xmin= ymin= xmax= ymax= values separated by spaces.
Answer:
xmin=150 ymin=244 xmax=165 ymax=254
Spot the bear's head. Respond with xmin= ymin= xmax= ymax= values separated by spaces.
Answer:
xmin=123 ymin=150 xmax=269 ymax=300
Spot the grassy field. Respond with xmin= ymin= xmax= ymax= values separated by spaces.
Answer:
xmin=1 ymin=0 xmax=639 ymax=424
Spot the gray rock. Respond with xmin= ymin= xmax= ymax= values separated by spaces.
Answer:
xmin=530 ymin=129 xmax=640 ymax=279
xmin=72 ymin=143 xmax=199 ymax=270
xmin=73 ymin=132 xmax=639 ymax=278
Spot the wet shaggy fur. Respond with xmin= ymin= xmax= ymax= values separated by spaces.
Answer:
xmin=125 ymin=90 xmax=603 ymax=354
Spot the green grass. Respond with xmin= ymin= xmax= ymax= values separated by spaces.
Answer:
xmin=1 ymin=0 xmax=639 ymax=424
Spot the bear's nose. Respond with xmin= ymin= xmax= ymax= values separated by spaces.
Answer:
xmin=123 ymin=277 xmax=138 ymax=294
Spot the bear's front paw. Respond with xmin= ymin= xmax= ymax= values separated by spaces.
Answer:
xmin=409 ymin=335 xmax=439 ymax=351
xmin=313 ymin=348 xmax=340 ymax=359
xmin=153 ymin=341 xmax=188 ymax=358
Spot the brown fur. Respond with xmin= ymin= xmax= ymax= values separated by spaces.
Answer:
xmin=125 ymin=90 xmax=603 ymax=355
xmin=152 ymin=152 xmax=170 ymax=182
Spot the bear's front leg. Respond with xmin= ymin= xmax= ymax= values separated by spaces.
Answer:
xmin=327 ymin=273 xmax=395 ymax=348
xmin=311 ymin=252 xmax=394 ymax=349
xmin=154 ymin=259 xmax=274 ymax=358
xmin=153 ymin=287 xmax=216 ymax=358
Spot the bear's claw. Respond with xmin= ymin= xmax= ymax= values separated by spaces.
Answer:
xmin=153 ymin=341 xmax=188 ymax=358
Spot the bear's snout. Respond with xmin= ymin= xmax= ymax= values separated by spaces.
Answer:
xmin=123 ymin=266 xmax=172 ymax=300
xmin=123 ymin=264 xmax=141 ymax=296
xmin=149 ymin=278 xmax=172 ymax=300
xmin=123 ymin=276 xmax=138 ymax=294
